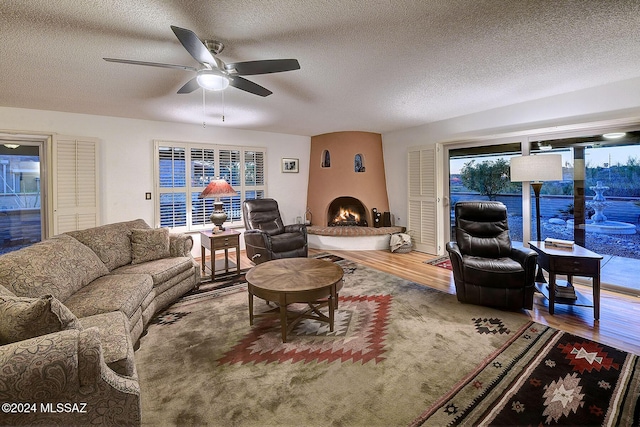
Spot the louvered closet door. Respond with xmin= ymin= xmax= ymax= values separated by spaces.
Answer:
xmin=52 ymin=136 xmax=99 ymax=234
xmin=408 ymin=146 xmax=438 ymax=254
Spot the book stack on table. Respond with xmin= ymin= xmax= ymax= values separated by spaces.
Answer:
xmin=549 ymin=282 xmax=577 ymax=300
xmin=544 ymin=237 xmax=574 ymax=249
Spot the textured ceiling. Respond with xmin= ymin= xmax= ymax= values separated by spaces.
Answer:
xmin=1 ymin=1 xmax=640 ymax=136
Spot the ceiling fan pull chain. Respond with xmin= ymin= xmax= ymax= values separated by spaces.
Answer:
xmin=222 ymin=90 xmax=225 ymax=123
xmin=202 ymin=89 xmax=206 ymax=128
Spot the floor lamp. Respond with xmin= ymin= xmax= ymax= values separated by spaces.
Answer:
xmin=510 ymin=154 xmax=563 ymax=282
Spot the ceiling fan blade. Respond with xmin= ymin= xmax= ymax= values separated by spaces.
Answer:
xmin=229 ymin=76 xmax=272 ymax=97
xmin=103 ymin=58 xmax=197 ymax=72
xmin=170 ymin=25 xmax=216 ymax=66
xmin=177 ymin=77 xmax=200 ymax=94
xmin=225 ymin=59 xmax=300 ymax=76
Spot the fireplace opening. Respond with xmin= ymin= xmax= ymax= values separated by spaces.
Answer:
xmin=327 ymin=197 xmax=368 ymax=226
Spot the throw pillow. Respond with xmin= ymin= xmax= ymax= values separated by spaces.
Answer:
xmin=130 ymin=228 xmax=170 ymax=264
xmin=0 ymin=294 xmax=82 ymax=345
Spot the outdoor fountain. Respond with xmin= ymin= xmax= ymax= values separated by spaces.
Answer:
xmin=567 ymin=181 xmax=636 ymax=235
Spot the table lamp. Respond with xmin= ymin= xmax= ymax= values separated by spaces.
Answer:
xmin=198 ymin=178 xmax=238 ymax=231
xmin=510 ymin=154 xmax=563 ymax=282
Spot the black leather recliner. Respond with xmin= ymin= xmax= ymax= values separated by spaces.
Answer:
xmin=242 ymin=198 xmax=308 ymax=265
xmin=446 ymin=201 xmax=538 ymax=310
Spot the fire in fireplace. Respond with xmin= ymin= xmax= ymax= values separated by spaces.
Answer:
xmin=327 ymin=197 xmax=368 ymax=226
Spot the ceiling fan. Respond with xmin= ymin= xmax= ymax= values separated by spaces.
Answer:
xmin=104 ymin=25 xmax=300 ymax=97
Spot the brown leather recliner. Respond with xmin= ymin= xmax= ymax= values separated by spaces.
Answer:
xmin=446 ymin=201 xmax=538 ymax=310
xmin=242 ymin=198 xmax=308 ymax=264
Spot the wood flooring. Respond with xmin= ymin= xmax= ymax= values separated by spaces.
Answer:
xmin=208 ymin=248 xmax=640 ymax=355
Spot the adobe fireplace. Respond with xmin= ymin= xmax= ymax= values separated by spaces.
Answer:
xmin=327 ymin=197 xmax=368 ymax=226
xmin=307 ymin=131 xmax=390 ymax=228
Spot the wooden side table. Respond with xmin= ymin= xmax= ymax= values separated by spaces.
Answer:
xmin=528 ymin=241 xmax=603 ymax=320
xmin=200 ymin=229 xmax=241 ymax=281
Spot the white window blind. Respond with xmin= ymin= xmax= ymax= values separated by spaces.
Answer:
xmin=243 ymin=150 xmax=266 ymax=217
xmin=158 ymin=146 xmax=187 ymax=229
xmin=190 ymin=147 xmax=216 ymax=227
xmin=219 ymin=149 xmax=242 ymax=223
xmin=155 ymin=141 xmax=266 ymax=231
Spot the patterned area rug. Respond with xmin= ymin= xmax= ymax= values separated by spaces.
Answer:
xmin=136 ymin=254 xmax=639 ymax=427
xmin=412 ymin=323 xmax=640 ymax=426
xmin=425 ymin=255 xmax=452 ymax=270
xmin=216 ymin=293 xmax=391 ymax=365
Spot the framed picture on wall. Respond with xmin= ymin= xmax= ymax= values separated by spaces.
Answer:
xmin=281 ymin=158 xmax=299 ymax=173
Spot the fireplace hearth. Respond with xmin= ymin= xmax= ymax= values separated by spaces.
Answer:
xmin=327 ymin=197 xmax=368 ymax=227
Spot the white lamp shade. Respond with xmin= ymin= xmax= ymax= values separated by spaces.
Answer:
xmin=510 ymin=154 xmax=563 ymax=182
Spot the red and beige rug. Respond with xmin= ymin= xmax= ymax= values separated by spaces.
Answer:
xmin=425 ymin=255 xmax=452 ymax=270
xmin=137 ymin=254 xmax=640 ymax=426
xmin=216 ymin=293 xmax=391 ymax=365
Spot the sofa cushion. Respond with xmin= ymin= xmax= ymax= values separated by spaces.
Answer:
xmin=63 ymin=273 xmax=153 ymax=320
xmin=66 ymin=219 xmax=150 ymax=271
xmin=462 ymin=255 xmax=525 ymax=288
xmin=80 ymin=311 xmax=136 ymax=378
xmin=0 ymin=294 xmax=82 ymax=345
xmin=0 ymin=234 xmax=109 ymax=301
xmin=113 ymin=257 xmax=194 ymax=287
xmin=130 ymin=228 xmax=170 ymax=265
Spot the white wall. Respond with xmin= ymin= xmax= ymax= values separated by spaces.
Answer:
xmin=0 ymin=106 xmax=310 ymax=254
xmin=382 ymin=77 xmax=640 ymax=239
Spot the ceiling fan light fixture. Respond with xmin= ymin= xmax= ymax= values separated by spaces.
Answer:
xmin=196 ymin=70 xmax=229 ymax=91
xmin=3 ymin=143 xmax=20 ymax=149
xmin=603 ymin=132 xmax=626 ymax=139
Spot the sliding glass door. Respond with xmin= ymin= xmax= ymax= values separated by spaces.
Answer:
xmin=0 ymin=142 xmax=44 ymax=254
xmin=448 ymin=142 xmax=523 ymax=242
xmin=447 ymin=129 xmax=640 ymax=295
xmin=531 ymin=131 xmax=640 ymax=260
xmin=449 ymin=132 xmax=640 ymax=258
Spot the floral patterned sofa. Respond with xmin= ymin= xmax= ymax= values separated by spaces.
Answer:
xmin=0 ymin=219 xmax=199 ymax=426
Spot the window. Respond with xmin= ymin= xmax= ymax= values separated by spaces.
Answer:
xmin=155 ymin=141 xmax=266 ymax=231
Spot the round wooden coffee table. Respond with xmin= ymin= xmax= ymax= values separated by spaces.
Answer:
xmin=246 ymin=258 xmax=344 ymax=343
